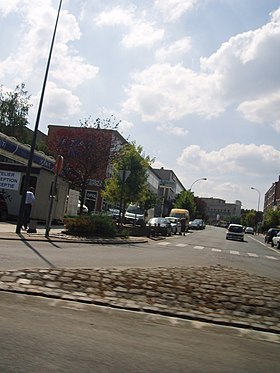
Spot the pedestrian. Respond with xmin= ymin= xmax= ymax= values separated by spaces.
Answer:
xmin=23 ymin=187 xmax=35 ymax=230
xmin=180 ymin=217 xmax=186 ymax=236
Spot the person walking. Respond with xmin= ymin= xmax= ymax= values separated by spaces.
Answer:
xmin=23 ymin=187 xmax=35 ymax=230
xmin=180 ymin=217 xmax=186 ymax=236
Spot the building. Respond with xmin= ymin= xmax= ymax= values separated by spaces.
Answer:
xmin=200 ymin=197 xmax=242 ymax=224
xmin=152 ymin=168 xmax=185 ymax=216
xmin=48 ymin=125 xmax=127 ymax=212
xmin=264 ymin=176 xmax=280 ymax=215
xmin=0 ymin=131 xmax=68 ymax=222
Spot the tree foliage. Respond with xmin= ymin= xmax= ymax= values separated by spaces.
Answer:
xmin=47 ymin=123 xmax=118 ymax=213
xmin=174 ymin=190 xmax=196 ymax=218
xmin=102 ymin=142 xmax=153 ymax=211
xmin=263 ymin=209 xmax=280 ymax=231
xmin=0 ymin=83 xmax=32 ymax=143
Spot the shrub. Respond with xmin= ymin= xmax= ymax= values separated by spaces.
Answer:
xmin=63 ymin=214 xmax=116 ymax=237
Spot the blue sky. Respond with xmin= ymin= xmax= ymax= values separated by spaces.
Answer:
xmin=1 ymin=0 xmax=280 ymax=210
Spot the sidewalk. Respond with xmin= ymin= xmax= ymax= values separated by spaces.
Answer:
xmin=0 ymin=222 xmax=148 ymax=244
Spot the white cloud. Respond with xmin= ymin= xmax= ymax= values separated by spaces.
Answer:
xmin=0 ymin=1 xmax=98 ymax=88
xmin=122 ymin=63 xmax=223 ymax=121
xmin=0 ymin=0 xmax=20 ymax=16
xmin=30 ymin=81 xmax=81 ymax=121
xmin=156 ymin=122 xmax=188 ymax=136
xmin=155 ymin=37 xmax=192 ymax=62
xmin=122 ymin=7 xmax=280 ymax=130
xmin=154 ymin=0 xmax=197 ymax=22
xmin=177 ymin=143 xmax=280 ymax=177
xmin=237 ymin=90 xmax=280 ymax=131
xmin=94 ymin=5 xmax=164 ymax=48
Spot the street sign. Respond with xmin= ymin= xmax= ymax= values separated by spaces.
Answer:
xmin=119 ymin=169 xmax=131 ymax=182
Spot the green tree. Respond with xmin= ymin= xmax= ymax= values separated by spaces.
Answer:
xmin=0 ymin=83 xmax=32 ymax=143
xmin=263 ymin=209 xmax=280 ymax=231
xmin=102 ymin=142 xmax=153 ymax=217
xmin=174 ymin=190 xmax=196 ymax=218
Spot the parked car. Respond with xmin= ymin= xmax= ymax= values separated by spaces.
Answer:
xmin=264 ymin=228 xmax=280 ymax=244
xmin=146 ymin=217 xmax=172 ymax=237
xmin=245 ymin=226 xmax=254 ymax=235
xmin=226 ymin=224 xmax=244 ymax=241
xmin=108 ymin=208 xmax=120 ymax=220
xmin=271 ymin=232 xmax=280 ymax=248
xmin=0 ymin=193 xmax=8 ymax=221
xmin=189 ymin=219 xmax=204 ymax=230
xmin=165 ymin=217 xmax=181 ymax=234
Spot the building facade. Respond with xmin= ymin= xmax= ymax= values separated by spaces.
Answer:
xmin=264 ymin=176 xmax=280 ymax=215
xmin=152 ymin=168 xmax=185 ymax=217
xmin=200 ymin=197 xmax=242 ymax=224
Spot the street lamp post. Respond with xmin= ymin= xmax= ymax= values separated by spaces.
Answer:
xmin=251 ymin=187 xmax=260 ymax=212
xmin=16 ymin=0 xmax=63 ymax=233
xmin=190 ymin=177 xmax=207 ymax=191
xmin=251 ymin=186 xmax=260 ymax=234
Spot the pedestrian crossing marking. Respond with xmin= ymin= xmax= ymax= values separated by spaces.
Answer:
xmin=155 ymin=241 xmax=279 ymax=261
xmin=229 ymin=250 xmax=240 ymax=255
xmin=265 ymin=256 xmax=278 ymax=260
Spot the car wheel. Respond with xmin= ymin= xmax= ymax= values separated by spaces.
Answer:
xmin=271 ymin=241 xmax=274 ymax=247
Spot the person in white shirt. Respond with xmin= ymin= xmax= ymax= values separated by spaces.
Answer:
xmin=23 ymin=187 xmax=35 ymax=230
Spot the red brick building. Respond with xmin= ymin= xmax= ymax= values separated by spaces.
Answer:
xmin=264 ymin=176 xmax=280 ymax=215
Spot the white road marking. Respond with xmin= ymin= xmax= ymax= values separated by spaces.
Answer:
xmin=193 ymin=246 xmax=204 ymax=250
xmin=247 ymin=253 xmax=259 ymax=257
xmin=211 ymin=248 xmax=221 ymax=252
xmin=230 ymin=250 xmax=240 ymax=255
xmin=158 ymin=242 xmax=171 ymax=246
xmin=265 ymin=256 xmax=278 ymax=260
xmin=176 ymin=243 xmax=188 ymax=247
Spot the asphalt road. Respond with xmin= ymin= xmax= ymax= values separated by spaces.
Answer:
xmin=0 ymin=226 xmax=279 ymax=280
xmin=1 ymin=292 xmax=279 ymax=373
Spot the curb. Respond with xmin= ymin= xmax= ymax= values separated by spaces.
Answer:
xmin=0 ymin=233 xmax=148 ymax=244
xmin=1 ymin=287 xmax=279 ymax=336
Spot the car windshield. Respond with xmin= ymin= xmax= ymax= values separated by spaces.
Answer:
xmin=127 ymin=206 xmax=143 ymax=214
xmin=228 ymin=225 xmax=243 ymax=233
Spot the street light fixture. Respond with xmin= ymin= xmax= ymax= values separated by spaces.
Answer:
xmin=250 ymin=187 xmax=260 ymax=212
xmin=251 ymin=186 xmax=261 ymax=234
xmin=190 ymin=177 xmax=207 ymax=191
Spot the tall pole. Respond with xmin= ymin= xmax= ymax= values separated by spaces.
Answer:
xmin=189 ymin=177 xmax=207 ymax=191
xmin=251 ymin=187 xmax=260 ymax=212
xmin=251 ymin=186 xmax=260 ymax=234
xmin=16 ymin=0 xmax=63 ymax=233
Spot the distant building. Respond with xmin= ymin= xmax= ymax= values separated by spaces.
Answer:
xmin=264 ymin=176 xmax=280 ymax=215
xmin=152 ymin=167 xmax=185 ymax=216
xmin=200 ymin=197 xmax=242 ymax=224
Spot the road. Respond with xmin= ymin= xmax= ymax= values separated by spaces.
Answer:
xmin=0 ymin=292 xmax=279 ymax=373
xmin=0 ymin=226 xmax=279 ymax=279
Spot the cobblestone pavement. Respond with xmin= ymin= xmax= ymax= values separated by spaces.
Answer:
xmin=0 ymin=265 xmax=279 ymax=334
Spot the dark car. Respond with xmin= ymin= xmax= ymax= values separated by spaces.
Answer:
xmin=0 ymin=194 xmax=8 ymax=221
xmin=146 ymin=217 xmax=172 ymax=237
xmin=264 ymin=228 xmax=280 ymax=244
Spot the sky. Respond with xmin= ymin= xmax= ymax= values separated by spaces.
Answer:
xmin=1 ymin=0 xmax=280 ymax=211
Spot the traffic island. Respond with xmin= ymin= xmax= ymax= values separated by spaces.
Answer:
xmin=0 ymin=265 xmax=279 ymax=334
